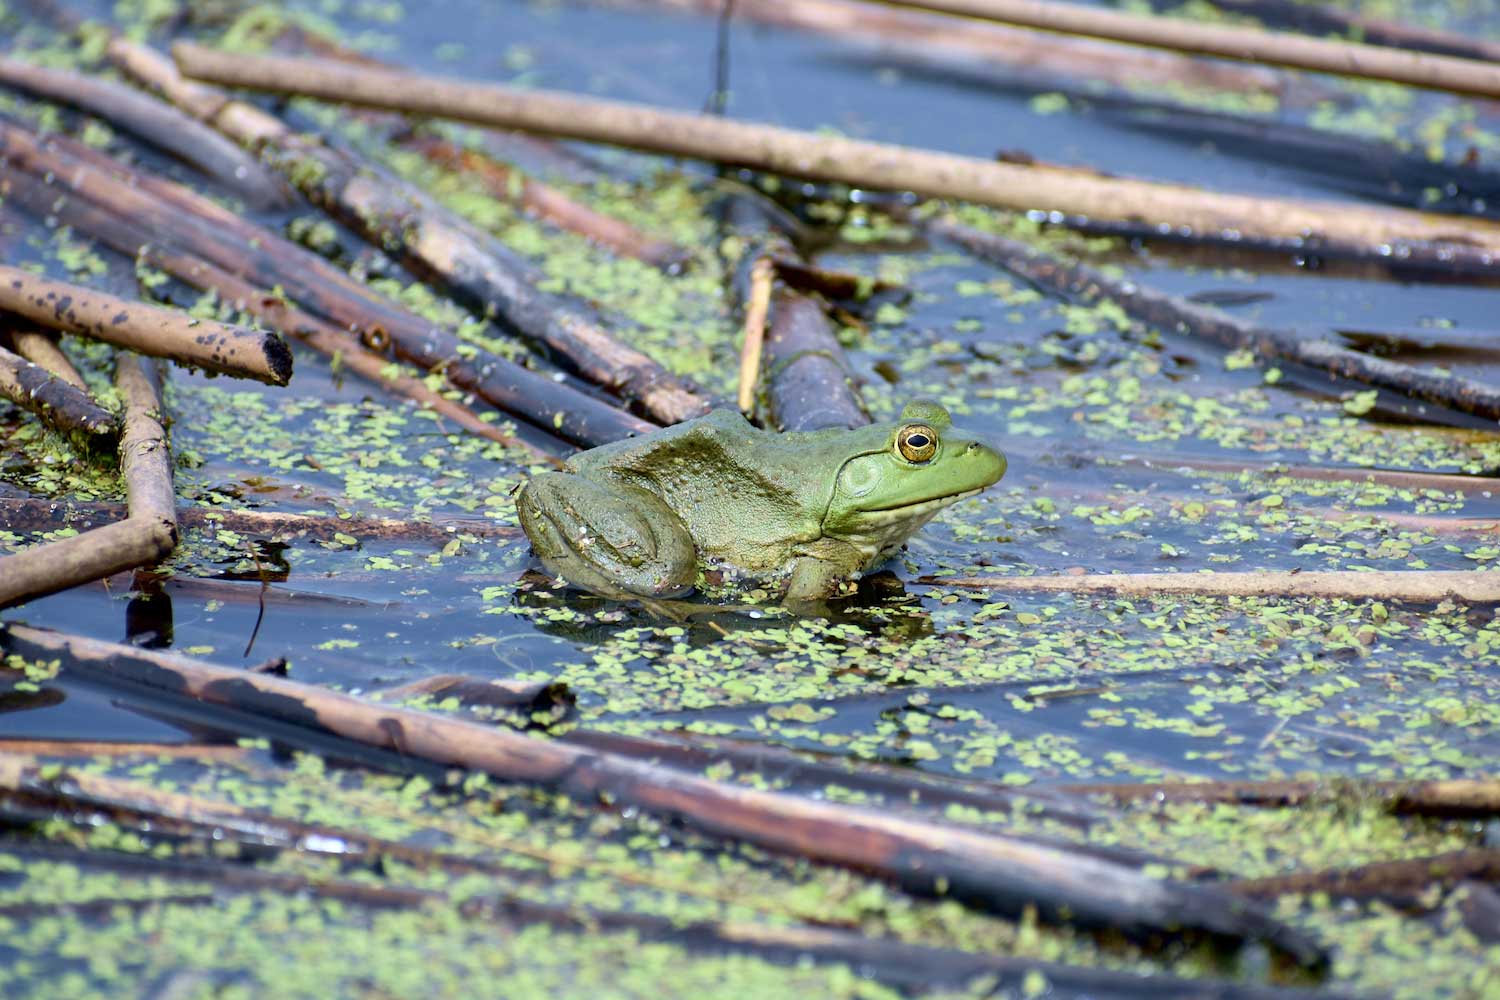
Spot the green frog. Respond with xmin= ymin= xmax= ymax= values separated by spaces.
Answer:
xmin=516 ymin=400 xmax=1006 ymax=602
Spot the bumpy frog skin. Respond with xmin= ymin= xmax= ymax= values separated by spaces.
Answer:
xmin=516 ymin=400 xmax=1006 ymax=602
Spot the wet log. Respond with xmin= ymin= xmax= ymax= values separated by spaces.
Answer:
xmin=925 ymin=216 xmax=1500 ymax=423
xmin=0 ymin=623 xmax=1328 ymax=969
xmin=0 ymin=116 xmax=650 ymax=447
xmin=1 ymin=326 xmax=86 ymax=388
xmin=113 ymin=39 xmax=711 ymax=426
xmin=170 ymin=45 xmax=1500 ymax=268
xmin=0 ymin=265 xmax=292 ymax=385
xmin=0 ymin=56 xmax=287 ymax=208
xmin=930 ymin=569 xmax=1500 ymax=602
xmin=875 ymin=0 xmax=1500 ymax=98
xmin=0 ymin=354 xmax=176 ymax=608
xmin=1058 ymin=778 xmax=1500 ymax=819
xmin=1205 ymin=0 xmax=1500 ymax=63
xmin=0 ymin=342 xmax=116 ymax=438
xmin=762 ymin=290 xmax=869 ymax=432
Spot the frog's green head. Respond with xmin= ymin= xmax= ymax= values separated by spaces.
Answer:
xmin=821 ymin=401 xmax=1005 ymax=550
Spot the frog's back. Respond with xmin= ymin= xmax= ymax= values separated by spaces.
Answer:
xmin=569 ymin=410 xmax=830 ymax=569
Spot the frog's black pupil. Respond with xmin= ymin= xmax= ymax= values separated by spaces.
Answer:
xmin=907 ymin=434 xmax=929 ymax=447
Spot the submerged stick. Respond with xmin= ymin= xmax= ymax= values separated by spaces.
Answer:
xmin=2 ymin=326 xmax=85 ymax=389
xmin=170 ymin=45 xmax=1500 ymax=266
xmin=1228 ymin=848 xmax=1500 ymax=903
xmin=0 ymin=354 xmax=176 ymax=608
xmin=0 ymin=623 xmax=1328 ymax=968
xmin=0 ymin=56 xmax=286 ymax=208
xmin=926 ymin=217 xmax=1500 ymax=423
xmin=0 ymin=342 xmax=116 ymax=438
xmin=0 ymin=265 xmax=292 ymax=385
xmin=872 ymin=0 xmax=1500 ymax=98
xmin=932 ymin=569 xmax=1500 ymax=602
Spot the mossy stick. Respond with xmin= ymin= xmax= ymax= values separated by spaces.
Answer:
xmin=1228 ymin=848 xmax=1500 ymax=903
xmin=0 ymin=265 xmax=293 ymax=385
xmin=169 ymin=44 xmax=1500 ymax=268
xmin=0 ymin=342 xmax=116 ymax=439
xmin=871 ymin=0 xmax=1500 ymax=97
xmin=0 ymin=622 xmax=1329 ymax=969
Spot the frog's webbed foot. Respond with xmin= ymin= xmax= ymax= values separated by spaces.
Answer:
xmin=517 ymin=473 xmax=697 ymax=598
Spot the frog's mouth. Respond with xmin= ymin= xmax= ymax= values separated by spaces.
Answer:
xmin=858 ymin=487 xmax=983 ymax=523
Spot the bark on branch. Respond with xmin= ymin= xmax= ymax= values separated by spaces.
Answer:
xmin=930 ymin=569 xmax=1500 ymax=602
xmin=0 ymin=342 xmax=116 ymax=439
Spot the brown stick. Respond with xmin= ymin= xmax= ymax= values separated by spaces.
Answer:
xmin=0 ymin=342 xmax=117 ymax=438
xmin=1058 ymin=778 xmax=1500 ymax=819
xmin=762 ymin=289 xmax=870 ymax=432
xmin=0 ymin=739 xmax=246 ymax=759
xmin=0 ymin=265 xmax=292 ymax=385
xmin=1227 ymin=849 xmax=1500 ymax=903
xmin=397 ymin=132 xmax=690 ymax=270
xmin=2 ymin=326 xmax=85 ymax=388
xmin=737 ymin=256 xmax=774 ymax=413
xmin=871 ymin=0 xmax=1500 ymax=98
xmin=114 ymin=40 xmax=711 ymax=426
xmin=651 ymin=0 xmax=1287 ymax=96
xmin=0 ymin=623 xmax=1328 ymax=968
xmin=925 ymin=216 xmax=1500 ymax=423
xmin=1208 ymin=0 xmax=1500 ymax=64
xmin=0 ymin=56 xmax=287 ymax=208
xmin=931 ymin=569 xmax=1500 ymax=602
xmin=0 ymin=353 xmax=177 ymax=608
xmin=0 ymin=116 xmax=649 ymax=447
xmin=170 ymin=45 xmax=1500 ymax=267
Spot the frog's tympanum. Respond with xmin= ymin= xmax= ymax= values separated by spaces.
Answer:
xmin=517 ymin=400 xmax=1006 ymax=602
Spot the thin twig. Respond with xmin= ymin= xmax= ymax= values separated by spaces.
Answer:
xmin=1 ymin=325 xmax=86 ymax=388
xmin=736 ymin=255 xmax=773 ymax=413
xmin=0 ymin=342 xmax=117 ymax=439
xmin=1057 ymin=777 xmax=1500 ymax=819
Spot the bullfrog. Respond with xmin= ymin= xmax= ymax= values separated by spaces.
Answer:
xmin=516 ymin=400 xmax=1006 ymax=602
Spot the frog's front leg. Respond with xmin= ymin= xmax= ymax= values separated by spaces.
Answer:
xmin=517 ymin=472 xmax=697 ymax=598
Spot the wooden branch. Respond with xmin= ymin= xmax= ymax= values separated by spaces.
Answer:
xmin=871 ymin=0 xmax=1500 ymax=98
xmin=169 ymin=45 xmax=1500 ymax=268
xmin=114 ymin=40 xmax=712 ymax=427
xmin=1 ymin=326 xmax=85 ymax=388
xmin=653 ymin=0 xmax=1287 ymax=96
xmin=925 ymin=216 xmax=1500 ymax=423
xmin=0 ymin=116 xmax=650 ymax=447
xmin=1209 ymin=0 xmax=1500 ymax=63
xmin=0 ymin=265 xmax=292 ymax=385
xmin=0 ymin=342 xmax=117 ymax=438
xmin=0 ymin=56 xmax=287 ymax=208
xmin=930 ymin=569 xmax=1500 ymax=602
xmin=0 ymin=353 xmax=176 ymax=608
xmin=1058 ymin=778 xmax=1500 ymax=819
xmin=1227 ymin=848 xmax=1500 ymax=903
xmin=394 ymin=132 xmax=692 ymax=270
xmin=737 ymin=256 xmax=773 ymax=413
xmin=0 ymin=739 xmax=247 ymax=759
xmin=0 ymin=623 xmax=1329 ymax=968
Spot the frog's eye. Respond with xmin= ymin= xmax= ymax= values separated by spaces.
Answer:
xmin=896 ymin=424 xmax=938 ymax=463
